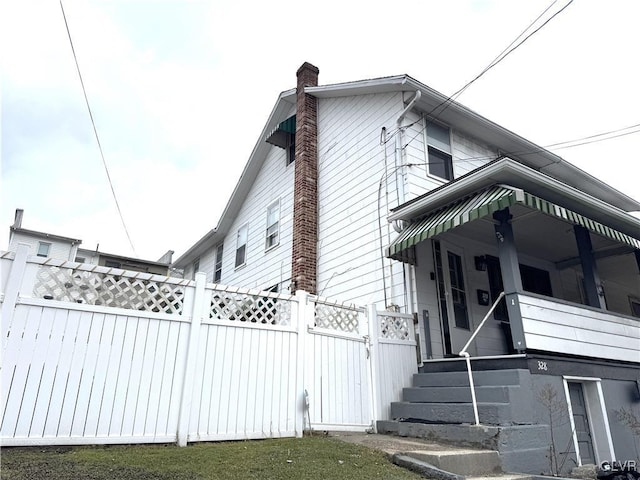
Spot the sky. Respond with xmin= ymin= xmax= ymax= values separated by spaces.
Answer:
xmin=1 ymin=0 xmax=639 ymax=262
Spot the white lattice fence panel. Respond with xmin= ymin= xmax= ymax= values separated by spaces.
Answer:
xmin=33 ymin=266 xmax=186 ymax=314
xmin=313 ymin=302 xmax=362 ymax=333
xmin=379 ymin=313 xmax=412 ymax=340
xmin=209 ymin=290 xmax=291 ymax=326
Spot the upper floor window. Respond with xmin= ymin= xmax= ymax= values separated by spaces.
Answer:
xmin=37 ymin=241 xmax=51 ymax=257
xmin=426 ymin=121 xmax=453 ymax=181
xmin=287 ymin=134 xmax=296 ymax=164
xmin=214 ymin=244 xmax=223 ymax=283
xmin=265 ymin=200 xmax=280 ymax=250
xmin=235 ymin=224 xmax=248 ymax=268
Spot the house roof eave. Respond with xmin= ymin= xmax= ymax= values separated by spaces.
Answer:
xmin=173 ymin=227 xmax=220 ymax=268
xmin=173 ymin=89 xmax=296 ymax=268
xmin=10 ymin=227 xmax=83 ymax=245
xmin=308 ymin=75 xmax=639 ymax=212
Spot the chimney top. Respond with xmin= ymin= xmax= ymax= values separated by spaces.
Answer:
xmin=13 ymin=209 xmax=24 ymax=229
xmin=296 ymin=62 xmax=319 ymax=77
xmin=296 ymin=62 xmax=319 ymax=89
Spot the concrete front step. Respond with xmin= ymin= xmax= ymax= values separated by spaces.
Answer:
xmin=378 ymin=420 xmax=551 ymax=475
xmin=412 ymin=369 xmax=529 ymax=388
xmin=467 ymin=475 xmax=533 ymax=480
xmin=403 ymin=385 xmax=518 ymax=404
xmin=404 ymin=448 xmax=502 ymax=476
xmin=390 ymin=401 xmax=518 ymax=425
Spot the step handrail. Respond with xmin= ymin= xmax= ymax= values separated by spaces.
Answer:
xmin=458 ymin=291 xmax=506 ymax=426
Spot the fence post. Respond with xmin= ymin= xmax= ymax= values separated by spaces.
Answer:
xmin=294 ymin=290 xmax=310 ymax=437
xmin=367 ymin=304 xmax=380 ymax=430
xmin=176 ymin=272 xmax=207 ymax=447
xmin=1 ymin=244 xmax=30 ymax=345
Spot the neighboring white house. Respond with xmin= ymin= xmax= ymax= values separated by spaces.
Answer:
xmin=7 ymin=208 xmax=174 ymax=275
xmin=173 ymin=63 xmax=640 ymax=471
xmin=8 ymin=209 xmax=82 ymax=261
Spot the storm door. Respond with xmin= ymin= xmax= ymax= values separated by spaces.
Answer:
xmin=436 ymin=242 xmax=473 ymax=355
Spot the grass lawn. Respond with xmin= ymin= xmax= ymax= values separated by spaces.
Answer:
xmin=0 ymin=436 xmax=424 ymax=479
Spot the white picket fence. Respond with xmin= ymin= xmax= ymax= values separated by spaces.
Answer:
xmin=0 ymin=245 xmax=417 ymax=446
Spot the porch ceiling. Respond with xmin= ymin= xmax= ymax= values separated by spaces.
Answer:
xmin=387 ymin=185 xmax=640 ymax=265
xmin=434 ymin=213 xmax=640 ymax=304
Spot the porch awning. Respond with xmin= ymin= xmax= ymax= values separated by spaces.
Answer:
xmin=265 ymin=115 xmax=296 ymax=149
xmin=387 ymin=185 xmax=640 ymax=263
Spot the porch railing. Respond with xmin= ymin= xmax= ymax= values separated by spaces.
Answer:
xmin=458 ymin=291 xmax=505 ymax=426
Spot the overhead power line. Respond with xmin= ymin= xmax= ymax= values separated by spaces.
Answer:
xmin=543 ymin=123 xmax=640 ymax=149
xmin=60 ymin=0 xmax=137 ymax=256
xmin=377 ymin=122 xmax=640 ymax=175
xmin=403 ymin=0 xmax=575 ymax=149
xmin=448 ymin=0 xmax=573 ymax=103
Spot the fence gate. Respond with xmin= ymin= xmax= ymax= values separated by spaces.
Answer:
xmin=304 ymin=298 xmax=373 ymax=431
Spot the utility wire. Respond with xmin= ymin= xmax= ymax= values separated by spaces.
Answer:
xmin=543 ymin=123 xmax=640 ymax=149
xmin=60 ymin=0 xmax=137 ymax=256
xmin=372 ymin=120 xmax=640 ymax=178
xmin=448 ymin=0 xmax=571 ymax=104
xmin=403 ymin=0 xmax=575 ymax=150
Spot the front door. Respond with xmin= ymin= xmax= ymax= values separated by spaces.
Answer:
xmin=568 ymin=382 xmax=596 ymax=465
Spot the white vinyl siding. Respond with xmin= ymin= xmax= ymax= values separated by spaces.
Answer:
xmin=194 ymin=115 xmax=295 ymax=289
xmin=316 ymin=92 xmax=407 ymax=307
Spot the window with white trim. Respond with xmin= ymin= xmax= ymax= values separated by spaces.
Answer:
xmin=265 ymin=200 xmax=280 ymax=250
xmin=235 ymin=224 xmax=248 ymax=268
xmin=214 ymin=244 xmax=223 ymax=283
xmin=425 ymin=121 xmax=453 ymax=181
xmin=37 ymin=242 xmax=51 ymax=257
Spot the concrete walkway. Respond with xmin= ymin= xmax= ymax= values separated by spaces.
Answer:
xmin=330 ymin=432 xmax=533 ymax=480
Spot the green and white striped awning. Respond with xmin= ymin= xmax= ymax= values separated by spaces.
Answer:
xmin=387 ymin=185 xmax=640 ymax=263
xmin=265 ymin=115 xmax=296 ymax=149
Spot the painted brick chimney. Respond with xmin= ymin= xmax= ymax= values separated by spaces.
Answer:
xmin=291 ymin=62 xmax=319 ymax=294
